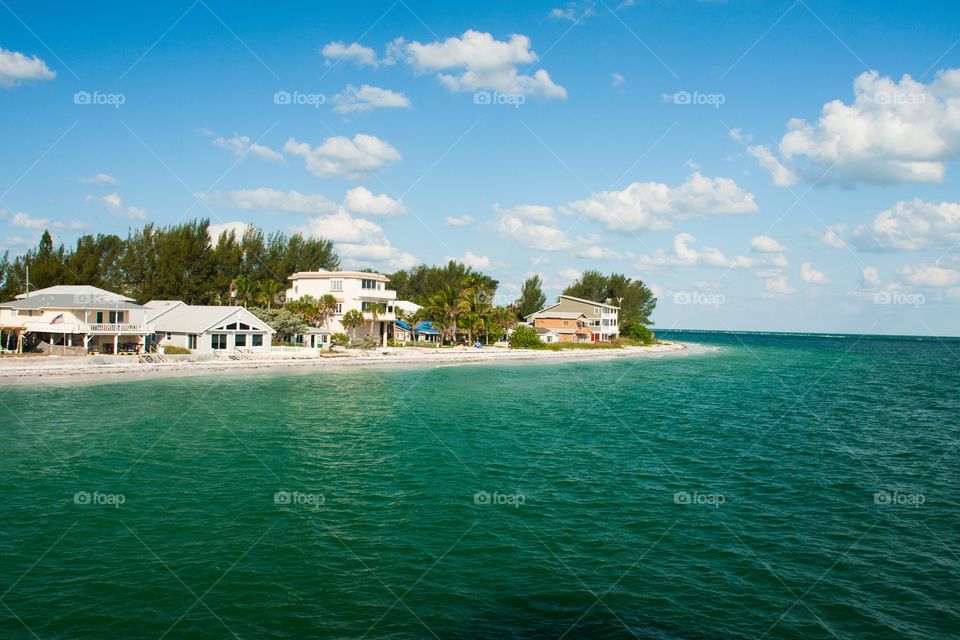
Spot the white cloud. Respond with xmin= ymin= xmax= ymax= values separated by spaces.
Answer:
xmin=763 ymin=275 xmax=796 ymax=296
xmin=284 ymin=134 xmax=401 ymax=179
xmin=213 ymin=135 xmax=283 ymax=162
xmin=549 ymin=2 xmax=596 ymax=22
xmin=73 ymin=173 xmax=117 ymax=185
xmin=0 ymin=48 xmax=56 ymax=88
xmin=746 ymin=143 xmax=799 ymax=187
xmin=565 ymin=172 xmax=757 ymax=232
xmin=744 ymin=68 xmax=960 ymax=186
xmin=201 ymin=188 xmax=337 ymax=215
xmin=861 ymin=266 xmax=882 ymax=288
xmin=494 ymin=204 xmax=570 ymax=251
xmin=800 ymin=261 xmax=828 ymax=284
xmin=445 ymin=215 xmax=474 ymax=226
xmin=559 ymin=268 xmax=582 ymax=281
xmin=611 ymin=72 xmax=625 ymax=89
xmin=577 ymin=245 xmax=633 ymax=260
xmin=10 ymin=211 xmax=86 ymax=231
xmin=896 ymin=263 xmax=960 ymax=288
xmin=750 ymin=235 xmax=788 ymax=253
xmin=297 ymin=209 xmax=416 ymax=270
xmin=638 ymin=233 xmax=754 ymax=269
xmin=332 ymin=84 xmax=411 ymax=114
xmin=450 ymin=251 xmax=491 ymax=269
xmin=396 ymin=30 xmax=567 ymax=99
xmin=851 ymin=198 xmax=960 ymax=251
xmin=208 ymin=221 xmax=252 ymax=244
xmin=819 ymin=224 xmax=848 ymax=249
xmin=343 ymin=186 xmax=406 ymax=216
xmin=320 ymin=41 xmax=379 ymax=68
xmin=86 ymin=193 xmax=148 ymax=220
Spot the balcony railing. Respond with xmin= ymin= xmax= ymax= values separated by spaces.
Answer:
xmin=86 ymin=323 xmax=153 ymax=333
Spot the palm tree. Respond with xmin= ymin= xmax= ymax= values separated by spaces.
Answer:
xmin=423 ymin=287 xmax=461 ymax=345
xmin=317 ymin=294 xmax=338 ymax=331
xmin=257 ymin=280 xmax=283 ymax=309
xmin=341 ymin=309 xmax=364 ymax=340
xmin=232 ymin=275 xmax=254 ymax=307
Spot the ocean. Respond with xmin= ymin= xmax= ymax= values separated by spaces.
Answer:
xmin=2 ymin=331 xmax=958 ymax=638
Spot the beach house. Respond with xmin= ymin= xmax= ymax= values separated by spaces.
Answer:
xmin=526 ymin=311 xmax=593 ymax=343
xmin=526 ymin=295 xmax=620 ymax=341
xmin=286 ymin=269 xmax=396 ymax=346
xmin=144 ymin=301 xmax=275 ymax=355
xmin=0 ymin=285 xmax=153 ymax=355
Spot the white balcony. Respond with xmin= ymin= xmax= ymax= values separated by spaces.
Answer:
xmin=85 ymin=323 xmax=153 ymax=334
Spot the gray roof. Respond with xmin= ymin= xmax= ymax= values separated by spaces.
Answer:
xmin=559 ymin=294 xmax=619 ymax=309
xmin=145 ymin=301 xmax=275 ymax=334
xmin=526 ymin=310 xmax=587 ymax=320
xmin=535 ymin=327 xmax=558 ymax=335
xmin=2 ymin=284 xmax=144 ymax=311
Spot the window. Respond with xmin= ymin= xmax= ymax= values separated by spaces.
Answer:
xmin=109 ymin=311 xmax=121 ymax=324
xmin=165 ymin=332 xmax=172 ymax=340
xmin=331 ymin=279 xmax=343 ymax=291
xmin=252 ymin=334 xmax=263 ymax=347
xmin=235 ymin=334 xmax=246 ymax=347
xmin=593 ymin=307 xmax=600 ymax=314
xmin=361 ymin=278 xmax=378 ymax=290
xmin=563 ymin=320 xmax=569 ymax=326
xmin=226 ymin=322 xmax=237 ymax=330
xmin=188 ymin=335 xmax=197 ymax=349
xmin=211 ymin=334 xmax=227 ymax=349
xmin=335 ymin=303 xmax=343 ymax=314
xmin=239 ymin=322 xmax=249 ymax=330
xmin=96 ymin=311 xmax=104 ymax=323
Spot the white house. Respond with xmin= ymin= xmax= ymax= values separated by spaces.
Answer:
xmin=285 ymin=269 xmax=396 ymax=346
xmin=0 ymin=285 xmax=153 ymax=355
xmin=526 ymin=294 xmax=620 ymax=341
xmin=144 ymin=301 xmax=275 ymax=355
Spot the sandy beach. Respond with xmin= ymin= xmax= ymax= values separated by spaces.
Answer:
xmin=0 ymin=342 xmax=689 ymax=386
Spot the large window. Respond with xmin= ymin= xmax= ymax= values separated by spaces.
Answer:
xmin=361 ymin=278 xmax=378 ymax=290
xmin=252 ymin=334 xmax=263 ymax=347
xmin=331 ymin=280 xmax=343 ymax=291
xmin=188 ymin=335 xmax=197 ymax=349
xmin=211 ymin=334 xmax=227 ymax=349
xmin=235 ymin=334 xmax=246 ymax=347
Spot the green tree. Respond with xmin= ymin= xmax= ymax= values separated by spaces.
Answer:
xmin=248 ymin=307 xmax=307 ymax=343
xmin=341 ymin=309 xmax=364 ymax=339
xmin=517 ymin=275 xmax=546 ymax=319
xmin=509 ymin=325 xmax=543 ymax=349
xmin=563 ymin=270 xmax=657 ymax=327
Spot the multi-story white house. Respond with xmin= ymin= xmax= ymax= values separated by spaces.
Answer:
xmin=0 ymin=285 xmax=153 ymax=355
xmin=285 ymin=269 xmax=397 ymax=346
xmin=526 ymin=294 xmax=620 ymax=341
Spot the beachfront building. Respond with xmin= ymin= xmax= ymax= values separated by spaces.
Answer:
xmin=144 ymin=301 xmax=274 ymax=355
xmin=0 ymin=285 xmax=153 ymax=355
xmin=286 ymin=269 xmax=396 ymax=346
xmin=527 ymin=295 xmax=620 ymax=341
xmin=526 ymin=311 xmax=593 ymax=343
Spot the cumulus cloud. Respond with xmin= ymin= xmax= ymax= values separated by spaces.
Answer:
xmin=10 ymin=211 xmax=86 ymax=231
xmin=0 ymin=48 xmax=56 ymax=88
xmin=73 ymin=173 xmax=117 ymax=185
xmin=343 ymin=186 xmax=406 ymax=216
xmin=494 ymin=204 xmax=570 ymax=251
xmin=577 ymin=245 xmax=634 ymax=260
xmin=861 ymin=266 xmax=882 ymax=288
xmin=208 ymin=221 xmax=252 ymax=244
xmin=332 ymin=84 xmax=411 ymax=114
xmin=86 ymin=193 xmax=148 ymax=220
xmin=800 ymin=261 xmax=829 ymax=284
xmin=559 ymin=267 xmax=582 ymax=281
xmin=750 ymin=235 xmax=788 ymax=253
xmin=445 ymin=215 xmax=474 ymax=226
xmin=201 ymin=188 xmax=337 ymax=215
xmin=320 ymin=41 xmax=379 ymax=68
xmin=741 ymin=68 xmax=960 ymax=186
xmin=565 ymin=172 xmax=757 ymax=232
xmin=394 ymin=30 xmax=566 ymax=99
xmin=762 ymin=275 xmax=796 ymax=296
xmin=896 ymin=263 xmax=960 ymax=288
xmin=851 ymin=198 xmax=960 ymax=251
xmin=297 ymin=209 xmax=416 ymax=270
xmin=818 ymin=224 xmax=848 ymax=249
xmin=449 ymin=251 xmax=491 ymax=269
xmin=213 ymin=135 xmax=283 ymax=162
xmin=638 ymin=233 xmax=754 ymax=269
xmin=284 ymin=134 xmax=401 ymax=179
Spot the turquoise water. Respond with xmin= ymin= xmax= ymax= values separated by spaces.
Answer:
xmin=2 ymin=331 xmax=958 ymax=639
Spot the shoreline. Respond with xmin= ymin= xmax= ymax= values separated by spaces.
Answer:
xmin=0 ymin=342 xmax=691 ymax=386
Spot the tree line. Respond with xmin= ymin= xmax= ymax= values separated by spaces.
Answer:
xmin=0 ymin=220 xmax=338 ymax=304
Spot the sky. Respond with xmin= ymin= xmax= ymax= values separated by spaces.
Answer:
xmin=1 ymin=0 xmax=959 ymax=336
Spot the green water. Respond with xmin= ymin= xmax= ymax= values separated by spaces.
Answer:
xmin=1 ymin=332 xmax=958 ymax=639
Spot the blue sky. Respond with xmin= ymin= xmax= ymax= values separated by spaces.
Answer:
xmin=2 ymin=0 xmax=960 ymax=335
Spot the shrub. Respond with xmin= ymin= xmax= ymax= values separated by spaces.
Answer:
xmin=349 ymin=335 xmax=380 ymax=350
xmin=622 ymin=322 xmax=655 ymax=344
xmin=508 ymin=325 xmax=543 ymax=349
xmin=330 ymin=333 xmax=350 ymax=347
xmin=162 ymin=345 xmax=190 ymax=355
